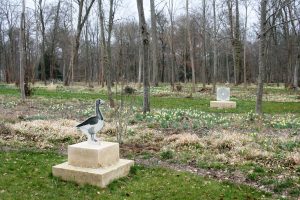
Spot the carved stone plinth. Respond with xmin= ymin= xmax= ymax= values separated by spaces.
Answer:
xmin=68 ymin=141 xmax=119 ymax=168
xmin=52 ymin=141 xmax=134 ymax=188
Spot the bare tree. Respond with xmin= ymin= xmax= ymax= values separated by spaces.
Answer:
xmin=1 ymin=0 xmax=300 ymax=95
xmin=106 ymin=0 xmax=116 ymax=107
xmin=226 ymin=44 xmax=230 ymax=83
xmin=294 ymin=54 xmax=299 ymax=90
xmin=202 ymin=0 xmax=207 ymax=88
xmin=289 ymin=2 xmax=299 ymax=90
xmin=150 ymin=0 xmax=158 ymax=86
xmin=136 ymin=0 xmax=150 ymax=114
xmin=243 ymin=0 xmax=249 ymax=88
xmin=168 ymin=0 xmax=175 ymax=90
xmin=186 ymin=0 xmax=196 ymax=93
xmin=49 ymin=0 xmax=61 ymax=81
xmin=212 ymin=0 xmax=217 ymax=93
xmin=0 ymin=1 xmax=19 ymax=83
xmin=256 ymin=0 xmax=268 ymax=115
xmin=234 ymin=0 xmax=242 ymax=85
xmin=227 ymin=0 xmax=240 ymax=85
xmin=157 ymin=12 xmax=168 ymax=83
xmin=19 ymin=0 xmax=26 ymax=100
xmin=98 ymin=0 xmax=115 ymax=107
xmin=37 ymin=0 xmax=46 ymax=84
xmin=84 ymin=0 xmax=91 ymax=87
xmin=138 ymin=38 xmax=143 ymax=87
xmin=64 ymin=0 xmax=95 ymax=86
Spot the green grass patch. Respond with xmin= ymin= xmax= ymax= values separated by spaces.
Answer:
xmin=0 ymin=150 xmax=271 ymax=200
xmin=289 ymin=188 xmax=300 ymax=197
xmin=247 ymin=173 xmax=260 ymax=181
xmin=197 ymin=161 xmax=227 ymax=170
xmin=1 ymin=84 xmax=299 ymax=114
xmin=246 ymin=165 xmax=267 ymax=181
xmin=278 ymin=141 xmax=300 ymax=151
xmin=273 ymin=178 xmax=295 ymax=193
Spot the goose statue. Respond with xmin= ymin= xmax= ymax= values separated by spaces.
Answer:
xmin=76 ymin=99 xmax=105 ymax=144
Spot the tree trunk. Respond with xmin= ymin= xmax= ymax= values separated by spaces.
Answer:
xmin=34 ymin=0 xmax=40 ymax=83
xmin=256 ymin=0 xmax=267 ymax=115
xmin=287 ymin=3 xmax=299 ymax=91
xmin=184 ymin=21 xmax=187 ymax=83
xmin=49 ymin=0 xmax=61 ymax=81
xmin=72 ymin=32 xmax=81 ymax=82
xmin=168 ymin=0 xmax=175 ymax=90
xmin=39 ymin=0 xmax=46 ymax=85
xmin=150 ymin=0 xmax=158 ymax=86
xmin=234 ymin=0 xmax=242 ymax=85
xmin=106 ymin=0 xmax=115 ymax=107
xmin=137 ymin=0 xmax=150 ymax=114
xmin=226 ymin=48 xmax=230 ymax=83
xmin=202 ymin=0 xmax=206 ymax=88
xmin=294 ymin=54 xmax=299 ymax=90
xmin=98 ymin=0 xmax=114 ymax=107
xmin=20 ymin=0 xmax=26 ymax=101
xmin=138 ymin=42 xmax=143 ymax=87
xmin=227 ymin=0 xmax=236 ymax=84
xmin=243 ymin=0 xmax=248 ymax=88
xmin=186 ymin=0 xmax=196 ymax=93
xmin=212 ymin=0 xmax=217 ymax=94
xmin=8 ymin=31 xmax=14 ymax=83
xmin=85 ymin=14 xmax=92 ymax=87
xmin=64 ymin=1 xmax=73 ymax=86
xmin=96 ymin=16 xmax=104 ymax=87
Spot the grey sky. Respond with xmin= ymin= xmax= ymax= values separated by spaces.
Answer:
xmin=26 ymin=0 xmax=258 ymax=39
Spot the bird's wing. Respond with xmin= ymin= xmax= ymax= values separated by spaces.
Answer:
xmin=76 ymin=116 xmax=98 ymax=127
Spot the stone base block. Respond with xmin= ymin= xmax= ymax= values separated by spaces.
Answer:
xmin=210 ymin=101 xmax=236 ymax=109
xmin=68 ymin=141 xmax=119 ymax=168
xmin=52 ymin=159 xmax=134 ymax=188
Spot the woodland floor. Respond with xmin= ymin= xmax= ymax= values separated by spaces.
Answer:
xmin=0 ymin=82 xmax=299 ymax=200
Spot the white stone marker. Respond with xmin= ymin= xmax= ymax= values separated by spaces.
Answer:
xmin=216 ymin=87 xmax=230 ymax=101
xmin=52 ymin=141 xmax=134 ymax=188
xmin=210 ymin=87 xmax=236 ymax=109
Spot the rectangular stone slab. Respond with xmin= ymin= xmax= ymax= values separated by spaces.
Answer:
xmin=52 ymin=159 xmax=134 ymax=188
xmin=68 ymin=141 xmax=119 ymax=168
xmin=210 ymin=101 xmax=236 ymax=109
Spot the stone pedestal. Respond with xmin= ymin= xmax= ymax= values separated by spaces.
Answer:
xmin=210 ymin=101 xmax=236 ymax=109
xmin=68 ymin=142 xmax=120 ymax=168
xmin=52 ymin=141 xmax=134 ymax=188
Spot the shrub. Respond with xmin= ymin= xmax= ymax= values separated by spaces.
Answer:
xmin=160 ymin=150 xmax=174 ymax=160
xmin=216 ymin=140 xmax=234 ymax=152
xmin=124 ymin=86 xmax=135 ymax=94
xmin=175 ymin=84 xmax=182 ymax=92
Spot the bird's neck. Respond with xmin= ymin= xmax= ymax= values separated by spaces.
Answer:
xmin=96 ymin=104 xmax=103 ymax=120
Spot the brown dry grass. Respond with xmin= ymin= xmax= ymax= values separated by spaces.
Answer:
xmin=1 ymin=119 xmax=82 ymax=149
xmin=164 ymin=133 xmax=202 ymax=148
